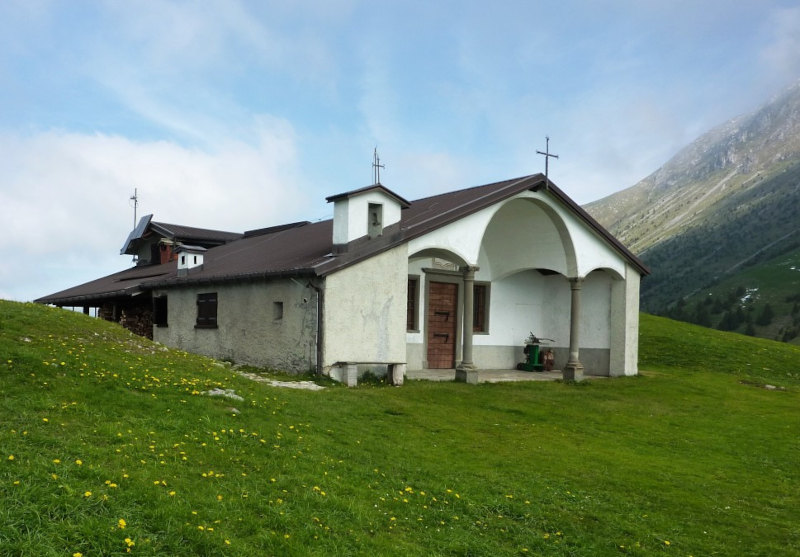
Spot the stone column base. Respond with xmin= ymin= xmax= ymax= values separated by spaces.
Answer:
xmin=455 ymin=367 xmax=479 ymax=384
xmin=562 ymin=362 xmax=584 ymax=382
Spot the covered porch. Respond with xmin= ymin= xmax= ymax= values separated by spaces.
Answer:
xmin=404 ymin=191 xmax=640 ymax=381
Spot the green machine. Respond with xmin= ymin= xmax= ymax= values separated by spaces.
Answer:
xmin=516 ymin=332 xmax=554 ymax=372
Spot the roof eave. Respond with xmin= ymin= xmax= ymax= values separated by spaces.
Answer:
xmin=546 ymin=183 xmax=651 ymax=276
xmin=35 ymin=285 xmax=145 ymax=306
xmin=147 ymin=268 xmax=319 ymax=290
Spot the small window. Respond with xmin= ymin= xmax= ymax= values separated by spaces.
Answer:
xmin=181 ymin=255 xmax=186 ymax=265
xmin=196 ymin=292 xmax=218 ymax=328
xmin=473 ymin=283 xmax=489 ymax=333
xmin=368 ymin=203 xmax=383 ymax=238
xmin=273 ymin=301 xmax=284 ymax=321
xmin=153 ymin=295 xmax=168 ymax=327
xmin=407 ymin=276 xmax=420 ymax=331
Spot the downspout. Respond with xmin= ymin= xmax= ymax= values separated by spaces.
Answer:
xmin=307 ymin=280 xmax=324 ymax=375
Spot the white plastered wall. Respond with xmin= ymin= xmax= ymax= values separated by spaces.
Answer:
xmin=323 ymin=244 xmax=408 ymax=369
xmin=609 ymin=263 xmax=641 ymax=376
xmin=332 ymin=190 xmax=404 ymax=245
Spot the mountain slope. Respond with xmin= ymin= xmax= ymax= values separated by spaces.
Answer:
xmin=585 ymin=82 xmax=800 ymax=338
xmin=587 ymin=81 xmax=800 ymax=254
xmin=636 ymin=161 xmax=800 ymax=313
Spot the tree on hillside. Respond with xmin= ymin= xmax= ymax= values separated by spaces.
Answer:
xmin=693 ymin=304 xmax=712 ymax=327
xmin=756 ymin=304 xmax=774 ymax=326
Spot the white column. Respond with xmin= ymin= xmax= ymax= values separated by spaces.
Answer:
xmin=456 ymin=265 xmax=479 ymax=383
xmin=563 ymin=277 xmax=585 ymax=381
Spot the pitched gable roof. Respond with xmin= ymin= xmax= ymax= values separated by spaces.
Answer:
xmin=120 ymin=214 xmax=242 ymax=256
xmin=326 ymin=183 xmax=412 ymax=207
xmin=36 ymin=174 xmax=648 ymax=306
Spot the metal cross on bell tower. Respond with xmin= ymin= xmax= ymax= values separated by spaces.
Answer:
xmin=372 ymin=147 xmax=385 ymax=185
xmin=536 ymin=136 xmax=559 ymax=190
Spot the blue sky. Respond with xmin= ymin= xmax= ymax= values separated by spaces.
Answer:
xmin=2 ymin=0 xmax=800 ymax=302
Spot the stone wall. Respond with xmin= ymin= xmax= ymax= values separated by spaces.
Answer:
xmin=152 ymin=279 xmax=318 ymax=373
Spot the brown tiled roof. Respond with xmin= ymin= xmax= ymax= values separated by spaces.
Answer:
xmin=149 ymin=222 xmax=243 ymax=243
xmin=121 ymin=215 xmax=242 ymax=256
xmin=35 ymin=264 xmax=173 ymax=305
xmin=37 ymin=174 xmax=648 ymax=306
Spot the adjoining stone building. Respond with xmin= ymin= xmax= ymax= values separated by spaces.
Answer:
xmin=37 ymin=174 xmax=648 ymax=385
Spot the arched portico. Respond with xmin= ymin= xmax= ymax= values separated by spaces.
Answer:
xmin=407 ymin=247 xmax=472 ymax=374
xmin=405 ymin=190 xmax=639 ymax=378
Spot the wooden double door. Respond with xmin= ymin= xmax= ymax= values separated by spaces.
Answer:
xmin=427 ymin=281 xmax=458 ymax=369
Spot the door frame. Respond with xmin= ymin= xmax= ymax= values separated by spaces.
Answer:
xmin=422 ymin=269 xmax=463 ymax=369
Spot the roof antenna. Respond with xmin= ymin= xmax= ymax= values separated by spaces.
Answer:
xmin=129 ymin=187 xmax=139 ymax=262
xmin=536 ymin=136 xmax=559 ymax=190
xmin=372 ymin=147 xmax=385 ymax=185
xmin=130 ymin=187 xmax=139 ymax=229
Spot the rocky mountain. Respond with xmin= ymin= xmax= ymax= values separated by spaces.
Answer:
xmin=585 ymin=81 xmax=800 ymax=342
xmin=588 ymin=80 xmax=800 ymax=253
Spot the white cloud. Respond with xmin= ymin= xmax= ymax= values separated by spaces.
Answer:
xmin=761 ymin=7 xmax=800 ymax=86
xmin=0 ymin=117 xmax=307 ymax=302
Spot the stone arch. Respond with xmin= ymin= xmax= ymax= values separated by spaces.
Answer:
xmin=584 ymin=266 xmax=625 ymax=281
xmin=408 ymin=247 xmax=469 ymax=268
xmin=479 ymin=197 xmax=577 ymax=280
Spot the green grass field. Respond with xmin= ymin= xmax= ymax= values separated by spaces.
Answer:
xmin=1 ymin=301 xmax=799 ymax=556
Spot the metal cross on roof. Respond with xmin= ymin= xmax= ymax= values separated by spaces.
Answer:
xmin=372 ymin=147 xmax=385 ymax=185
xmin=536 ymin=136 xmax=559 ymax=190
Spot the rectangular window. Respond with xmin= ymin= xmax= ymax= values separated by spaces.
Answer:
xmin=196 ymin=292 xmax=218 ymax=329
xmin=273 ymin=301 xmax=284 ymax=321
xmin=407 ymin=276 xmax=420 ymax=331
xmin=368 ymin=203 xmax=383 ymax=238
xmin=473 ymin=283 xmax=489 ymax=333
xmin=153 ymin=295 xmax=168 ymax=327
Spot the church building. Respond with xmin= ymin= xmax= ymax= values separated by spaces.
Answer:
xmin=37 ymin=174 xmax=648 ymax=385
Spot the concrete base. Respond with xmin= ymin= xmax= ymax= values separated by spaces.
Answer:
xmin=562 ymin=361 xmax=584 ymax=382
xmin=329 ymin=362 xmax=407 ymax=387
xmin=455 ymin=367 xmax=479 ymax=384
xmin=341 ymin=364 xmax=359 ymax=387
xmin=389 ymin=363 xmax=406 ymax=386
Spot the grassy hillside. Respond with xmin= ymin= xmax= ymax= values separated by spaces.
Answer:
xmin=1 ymin=301 xmax=799 ymax=556
xmin=661 ymin=246 xmax=800 ymax=344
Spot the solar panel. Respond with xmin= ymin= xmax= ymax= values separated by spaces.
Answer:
xmin=119 ymin=214 xmax=153 ymax=255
